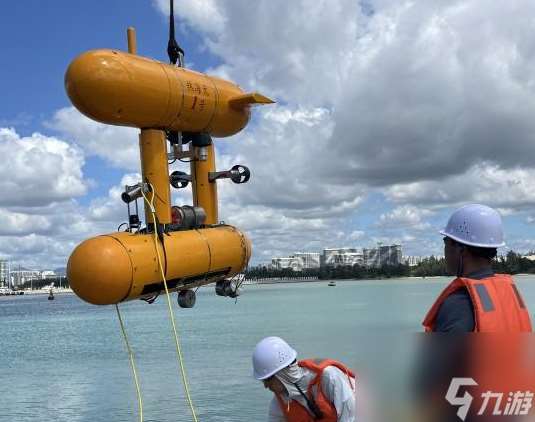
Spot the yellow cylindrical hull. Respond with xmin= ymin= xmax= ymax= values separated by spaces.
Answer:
xmin=67 ymin=226 xmax=251 ymax=305
xmin=65 ymin=49 xmax=263 ymax=137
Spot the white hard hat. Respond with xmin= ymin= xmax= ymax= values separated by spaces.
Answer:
xmin=440 ymin=204 xmax=505 ymax=248
xmin=252 ymin=336 xmax=297 ymax=380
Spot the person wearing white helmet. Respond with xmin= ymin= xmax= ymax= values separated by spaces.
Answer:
xmin=422 ymin=204 xmax=532 ymax=332
xmin=252 ymin=336 xmax=357 ymax=422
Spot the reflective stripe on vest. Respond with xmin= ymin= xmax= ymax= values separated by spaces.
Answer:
xmin=275 ymin=359 xmax=356 ymax=422
xmin=474 ymin=283 xmax=494 ymax=312
xmin=422 ymin=274 xmax=532 ymax=332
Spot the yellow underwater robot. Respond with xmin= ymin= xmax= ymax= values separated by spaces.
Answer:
xmin=66 ymin=27 xmax=273 ymax=306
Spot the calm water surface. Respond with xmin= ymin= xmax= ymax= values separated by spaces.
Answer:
xmin=2 ymin=276 xmax=535 ymax=422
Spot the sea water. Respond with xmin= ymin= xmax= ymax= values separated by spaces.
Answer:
xmin=1 ymin=276 xmax=535 ymax=422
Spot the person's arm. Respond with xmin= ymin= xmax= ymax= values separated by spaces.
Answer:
xmin=268 ymin=396 xmax=285 ymax=422
xmin=321 ymin=366 xmax=356 ymax=421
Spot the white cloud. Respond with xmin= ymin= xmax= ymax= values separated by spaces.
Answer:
xmin=0 ymin=126 xmax=154 ymax=267
xmin=155 ymin=0 xmax=535 ymax=196
xmin=48 ymin=107 xmax=140 ymax=171
xmin=0 ymin=208 xmax=52 ymax=236
xmin=324 ymin=1 xmax=535 ymax=186
xmin=143 ymin=1 xmax=535 ymax=258
xmin=88 ymin=174 xmax=142 ymax=222
xmin=0 ymin=128 xmax=87 ymax=207
xmin=216 ymin=105 xmax=365 ymax=218
xmin=199 ymin=0 xmax=363 ymax=106
xmin=385 ymin=163 xmax=535 ymax=210
xmin=349 ymin=230 xmax=365 ymax=241
xmin=9 ymin=1 xmax=535 ymax=268
xmin=378 ymin=205 xmax=433 ymax=230
xmin=218 ymin=200 xmax=368 ymax=263
xmin=152 ymin=0 xmax=225 ymax=34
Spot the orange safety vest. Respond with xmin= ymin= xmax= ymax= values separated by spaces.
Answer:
xmin=275 ymin=359 xmax=355 ymax=422
xmin=422 ymin=274 xmax=532 ymax=332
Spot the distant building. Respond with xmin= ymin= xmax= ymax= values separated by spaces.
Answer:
xmin=321 ymin=248 xmax=364 ymax=268
xmin=10 ymin=269 xmax=42 ymax=287
xmin=0 ymin=260 xmax=10 ymax=288
xmin=272 ymin=244 xmax=403 ymax=271
xmin=403 ymin=256 xmax=424 ymax=267
xmin=322 ymin=244 xmax=402 ymax=268
xmin=377 ymin=244 xmax=402 ymax=267
xmin=292 ymin=252 xmax=320 ymax=269
xmin=272 ymin=252 xmax=321 ymax=271
xmin=271 ymin=257 xmax=296 ymax=270
xmin=362 ymin=248 xmax=379 ymax=268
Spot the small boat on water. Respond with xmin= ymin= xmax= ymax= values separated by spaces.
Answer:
xmin=328 ymin=281 xmax=336 ymax=287
xmin=48 ymin=289 xmax=54 ymax=300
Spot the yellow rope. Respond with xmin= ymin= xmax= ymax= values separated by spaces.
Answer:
xmin=115 ymin=304 xmax=144 ymax=422
xmin=141 ymin=186 xmax=200 ymax=422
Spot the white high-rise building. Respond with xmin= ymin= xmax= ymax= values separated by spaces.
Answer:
xmin=362 ymin=245 xmax=402 ymax=267
xmin=292 ymin=252 xmax=320 ymax=269
xmin=0 ymin=260 xmax=10 ymax=288
xmin=272 ymin=252 xmax=321 ymax=271
xmin=271 ymin=257 xmax=296 ymax=270
xmin=10 ymin=269 xmax=41 ymax=287
xmin=41 ymin=270 xmax=57 ymax=279
xmin=321 ymin=248 xmax=364 ymax=267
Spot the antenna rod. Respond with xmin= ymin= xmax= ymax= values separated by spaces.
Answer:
xmin=127 ymin=27 xmax=137 ymax=55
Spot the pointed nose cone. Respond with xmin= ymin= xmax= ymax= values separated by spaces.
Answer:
xmin=67 ymin=235 xmax=133 ymax=305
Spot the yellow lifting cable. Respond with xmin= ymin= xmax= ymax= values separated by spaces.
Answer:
xmin=115 ymin=304 xmax=144 ymax=422
xmin=141 ymin=185 xmax=200 ymax=422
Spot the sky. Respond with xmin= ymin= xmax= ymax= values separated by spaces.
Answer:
xmin=2 ymin=0 xmax=535 ymax=269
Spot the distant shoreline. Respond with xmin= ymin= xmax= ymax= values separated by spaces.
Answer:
xmin=247 ymin=274 xmax=535 ymax=285
xmin=3 ymin=274 xmax=533 ymax=298
xmin=0 ymin=288 xmax=74 ymax=296
xmin=247 ymin=276 xmax=451 ymax=285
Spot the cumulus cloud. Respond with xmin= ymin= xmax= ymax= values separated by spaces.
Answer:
xmin=140 ymin=0 xmax=535 ymax=258
xmin=0 ymin=126 xmax=127 ymax=266
xmin=9 ymin=0 xmax=535 ymax=268
xmin=0 ymin=128 xmax=87 ymax=207
xmin=0 ymin=125 xmax=152 ymax=267
xmin=0 ymin=174 xmax=164 ymax=268
xmin=326 ymin=1 xmax=535 ymax=186
xmin=152 ymin=0 xmax=225 ymax=34
xmin=218 ymin=201 xmax=366 ymax=261
xmin=216 ymin=106 xmax=364 ymax=218
xmin=349 ymin=230 xmax=365 ymax=241
xmin=0 ymin=208 xmax=52 ymax=236
xmin=155 ymin=0 xmax=535 ymax=205
xmin=88 ymin=173 xmax=142 ymax=222
xmin=378 ymin=205 xmax=433 ymax=230
xmin=385 ymin=163 xmax=535 ymax=210
xmin=48 ymin=107 xmax=140 ymax=171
